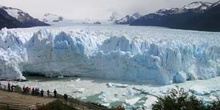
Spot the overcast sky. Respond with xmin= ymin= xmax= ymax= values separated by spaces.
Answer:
xmin=0 ymin=0 xmax=218 ymax=20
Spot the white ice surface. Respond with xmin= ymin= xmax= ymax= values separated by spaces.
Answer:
xmin=0 ymin=25 xmax=220 ymax=85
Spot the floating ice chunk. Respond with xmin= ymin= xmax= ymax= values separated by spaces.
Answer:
xmin=98 ymin=91 xmax=112 ymax=103
xmin=209 ymin=95 xmax=218 ymax=101
xmin=99 ymin=91 xmax=111 ymax=98
xmin=125 ymin=97 xmax=141 ymax=105
xmin=106 ymin=82 xmax=128 ymax=88
xmin=75 ymin=78 xmax=81 ymax=82
xmin=80 ymin=97 xmax=87 ymax=100
xmin=127 ymin=88 xmax=140 ymax=96
xmin=159 ymin=89 xmax=170 ymax=94
xmin=73 ymin=88 xmax=85 ymax=93
xmin=144 ymin=96 xmax=158 ymax=110
xmin=101 ymin=103 xmax=110 ymax=107
xmin=57 ymin=76 xmax=64 ymax=78
xmin=189 ymin=85 xmax=210 ymax=95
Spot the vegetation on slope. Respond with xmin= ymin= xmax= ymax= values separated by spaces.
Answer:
xmin=152 ymin=87 xmax=220 ymax=110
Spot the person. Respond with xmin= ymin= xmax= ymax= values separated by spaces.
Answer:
xmin=47 ymin=90 xmax=50 ymax=97
xmin=64 ymin=94 xmax=68 ymax=102
xmin=35 ymin=88 xmax=40 ymax=96
xmin=40 ymin=89 xmax=44 ymax=97
xmin=31 ymin=88 xmax=35 ymax=95
xmin=26 ymin=86 xmax=30 ymax=94
xmin=7 ymin=82 xmax=11 ymax=91
xmin=53 ymin=89 xmax=57 ymax=98
xmin=22 ymin=85 xmax=26 ymax=94
xmin=10 ymin=85 xmax=13 ymax=92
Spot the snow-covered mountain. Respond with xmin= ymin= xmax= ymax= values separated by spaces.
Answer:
xmin=183 ymin=1 xmax=212 ymax=10
xmin=0 ymin=8 xmax=21 ymax=29
xmin=181 ymin=1 xmax=212 ymax=13
xmin=116 ymin=1 xmax=213 ymax=25
xmin=211 ymin=0 xmax=220 ymax=7
xmin=0 ymin=26 xmax=220 ymax=85
xmin=81 ymin=18 xmax=93 ymax=24
xmin=131 ymin=1 xmax=220 ymax=31
xmin=40 ymin=13 xmax=78 ymax=26
xmin=0 ymin=6 xmax=48 ymax=28
xmin=108 ymin=12 xmax=122 ymax=23
xmin=41 ymin=13 xmax=102 ymax=25
xmin=42 ymin=13 xmax=64 ymax=23
xmin=155 ymin=1 xmax=212 ymax=16
xmin=156 ymin=8 xmax=180 ymax=16
xmin=115 ymin=12 xmax=142 ymax=24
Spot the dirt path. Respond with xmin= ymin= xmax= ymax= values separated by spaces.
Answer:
xmin=0 ymin=90 xmax=55 ymax=106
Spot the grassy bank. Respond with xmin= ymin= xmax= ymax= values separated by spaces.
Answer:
xmin=0 ymin=82 xmax=122 ymax=110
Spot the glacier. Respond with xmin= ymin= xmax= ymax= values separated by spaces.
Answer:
xmin=0 ymin=25 xmax=220 ymax=85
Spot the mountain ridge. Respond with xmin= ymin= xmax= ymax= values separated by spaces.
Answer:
xmin=130 ymin=1 xmax=220 ymax=31
xmin=115 ymin=12 xmax=142 ymax=24
xmin=0 ymin=6 xmax=49 ymax=29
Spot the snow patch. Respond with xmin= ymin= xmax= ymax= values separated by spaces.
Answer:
xmin=4 ymin=8 xmax=20 ymax=19
xmin=183 ymin=1 xmax=212 ymax=10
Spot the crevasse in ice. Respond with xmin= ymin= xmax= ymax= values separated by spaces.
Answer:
xmin=0 ymin=26 xmax=219 ymax=85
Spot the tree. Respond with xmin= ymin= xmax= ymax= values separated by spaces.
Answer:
xmin=152 ymin=86 xmax=206 ymax=110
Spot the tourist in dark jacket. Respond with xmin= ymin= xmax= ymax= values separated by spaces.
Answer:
xmin=64 ymin=94 xmax=68 ymax=101
xmin=40 ymin=89 xmax=44 ymax=97
xmin=53 ymin=89 xmax=57 ymax=98
xmin=7 ymin=82 xmax=11 ymax=91
xmin=31 ymin=88 xmax=35 ymax=95
xmin=47 ymin=90 xmax=50 ymax=97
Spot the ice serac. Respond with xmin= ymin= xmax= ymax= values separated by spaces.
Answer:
xmin=0 ymin=26 xmax=220 ymax=85
xmin=0 ymin=28 xmax=27 ymax=80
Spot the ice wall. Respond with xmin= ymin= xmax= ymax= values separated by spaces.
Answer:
xmin=0 ymin=26 xmax=220 ymax=85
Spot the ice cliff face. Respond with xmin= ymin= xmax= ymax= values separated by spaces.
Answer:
xmin=0 ymin=26 xmax=220 ymax=85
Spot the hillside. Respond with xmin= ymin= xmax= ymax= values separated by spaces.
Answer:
xmin=0 ymin=6 xmax=49 ymax=29
xmin=186 ymin=3 xmax=220 ymax=31
xmin=130 ymin=1 xmax=220 ymax=31
xmin=0 ymin=8 xmax=22 ymax=29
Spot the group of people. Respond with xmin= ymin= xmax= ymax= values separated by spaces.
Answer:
xmin=1 ymin=82 xmax=68 ymax=101
xmin=22 ymin=85 xmax=58 ymax=98
xmin=7 ymin=82 xmax=16 ymax=92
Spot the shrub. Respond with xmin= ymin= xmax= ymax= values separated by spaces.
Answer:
xmin=152 ymin=86 xmax=206 ymax=110
xmin=37 ymin=100 xmax=77 ymax=110
xmin=207 ymin=98 xmax=220 ymax=110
